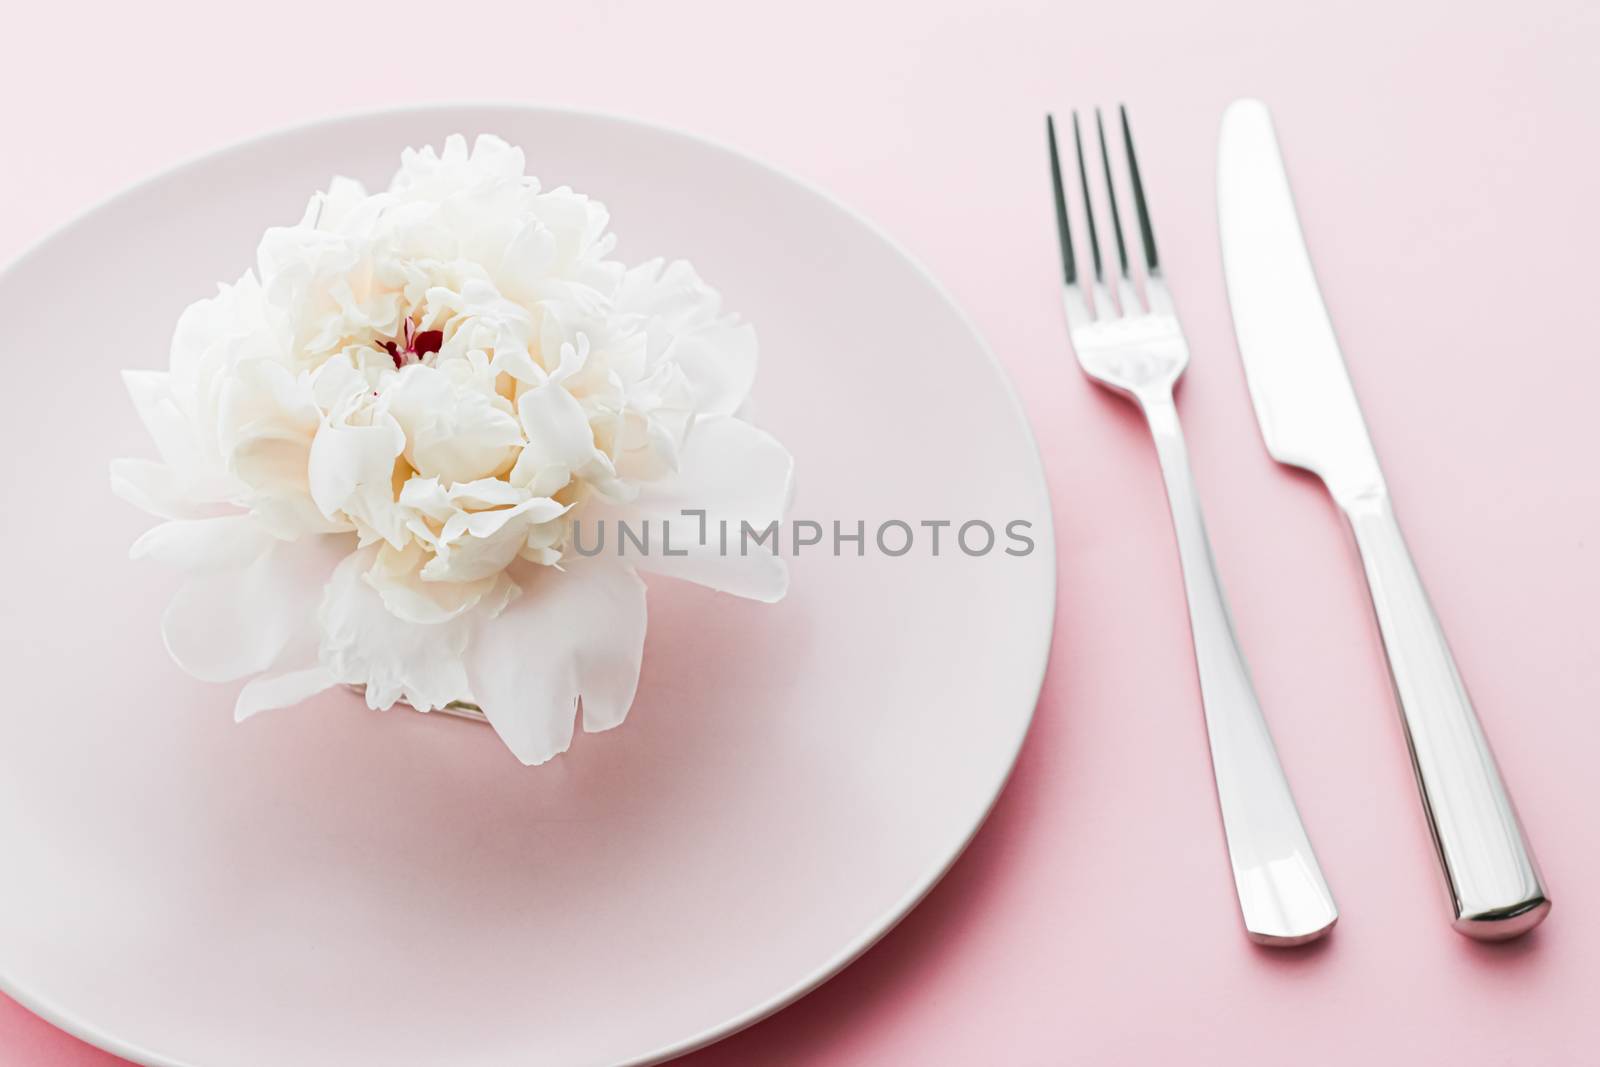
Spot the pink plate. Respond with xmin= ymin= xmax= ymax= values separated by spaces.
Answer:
xmin=0 ymin=106 xmax=1054 ymax=1066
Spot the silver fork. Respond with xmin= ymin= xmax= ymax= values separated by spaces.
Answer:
xmin=1047 ymin=108 xmax=1338 ymax=945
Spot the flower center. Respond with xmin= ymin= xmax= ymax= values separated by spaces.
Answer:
xmin=378 ymin=319 xmax=444 ymax=369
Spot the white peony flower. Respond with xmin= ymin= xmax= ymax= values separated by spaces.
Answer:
xmin=114 ymin=134 xmax=793 ymax=765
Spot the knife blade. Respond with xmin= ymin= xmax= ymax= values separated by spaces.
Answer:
xmin=1216 ymin=98 xmax=1550 ymax=939
xmin=1217 ymin=99 xmax=1383 ymax=506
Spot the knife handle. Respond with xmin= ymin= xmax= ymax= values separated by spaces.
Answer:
xmin=1342 ymin=489 xmax=1549 ymax=938
xmin=1142 ymin=393 xmax=1338 ymax=945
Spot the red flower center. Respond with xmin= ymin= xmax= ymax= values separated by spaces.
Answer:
xmin=378 ymin=319 xmax=444 ymax=368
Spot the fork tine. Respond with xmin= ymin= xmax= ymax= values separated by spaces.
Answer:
xmin=1045 ymin=115 xmax=1076 ymax=285
xmin=1119 ymin=105 xmax=1174 ymax=315
xmin=1070 ymin=112 xmax=1115 ymax=320
xmin=1046 ymin=115 xmax=1093 ymax=326
xmin=1095 ymin=108 xmax=1143 ymax=315
xmin=1095 ymin=110 xmax=1129 ymax=277
xmin=1069 ymin=113 xmax=1103 ymax=285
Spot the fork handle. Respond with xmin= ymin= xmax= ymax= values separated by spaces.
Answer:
xmin=1140 ymin=391 xmax=1337 ymax=945
xmin=1341 ymin=489 xmax=1549 ymax=938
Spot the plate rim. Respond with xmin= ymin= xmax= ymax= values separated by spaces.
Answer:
xmin=0 ymin=100 xmax=1057 ymax=1067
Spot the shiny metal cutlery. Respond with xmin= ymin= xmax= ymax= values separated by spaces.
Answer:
xmin=1047 ymin=108 xmax=1337 ymax=945
xmin=1217 ymin=98 xmax=1549 ymax=939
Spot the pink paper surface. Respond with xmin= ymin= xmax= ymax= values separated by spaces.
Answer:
xmin=2 ymin=0 xmax=1595 ymax=1063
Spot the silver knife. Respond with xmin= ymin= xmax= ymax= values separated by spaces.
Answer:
xmin=1217 ymin=98 xmax=1549 ymax=939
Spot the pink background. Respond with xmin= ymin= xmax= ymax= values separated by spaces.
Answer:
xmin=2 ymin=0 xmax=1595 ymax=1063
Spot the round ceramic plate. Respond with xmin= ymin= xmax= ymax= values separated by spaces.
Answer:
xmin=0 ymin=106 xmax=1054 ymax=1066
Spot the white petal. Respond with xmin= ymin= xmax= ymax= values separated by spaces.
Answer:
xmin=248 ymin=492 xmax=350 ymax=540
xmin=306 ymin=412 xmax=405 ymax=537
xmin=307 ymin=418 xmax=399 ymax=514
xmin=131 ymin=514 xmax=276 ymax=571
xmin=119 ymin=371 xmax=236 ymax=508
xmin=469 ymin=561 xmax=647 ymax=765
xmin=385 ymin=364 xmax=521 ymax=484
xmin=310 ymin=176 xmax=374 ymax=232
xmin=161 ymin=535 xmax=345 ymax=683
xmin=447 ymin=478 xmax=530 ymax=510
xmin=163 ymin=560 xmax=282 ymax=683
xmin=122 ymin=370 xmax=198 ymax=468
xmin=616 ymin=260 xmax=756 ymax=415
xmin=231 ymin=539 xmax=351 ymax=721
xmin=513 ymin=379 xmax=602 ymax=486
xmin=309 ymin=355 xmax=376 ymax=411
xmin=110 ymin=458 xmax=216 ymax=520
xmin=318 ymin=545 xmax=505 ymax=710
xmin=669 ymin=320 xmax=757 ymax=418
xmin=590 ymin=416 xmax=793 ymax=602
xmin=235 ymin=664 xmax=337 ymax=722
xmin=212 ymin=360 xmax=340 ymax=539
xmin=217 ymin=360 xmax=319 ymax=475
xmin=396 ymin=475 xmax=455 ymax=526
xmin=364 ymin=541 xmax=501 ymax=624
xmin=424 ymin=497 xmax=569 ymax=584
